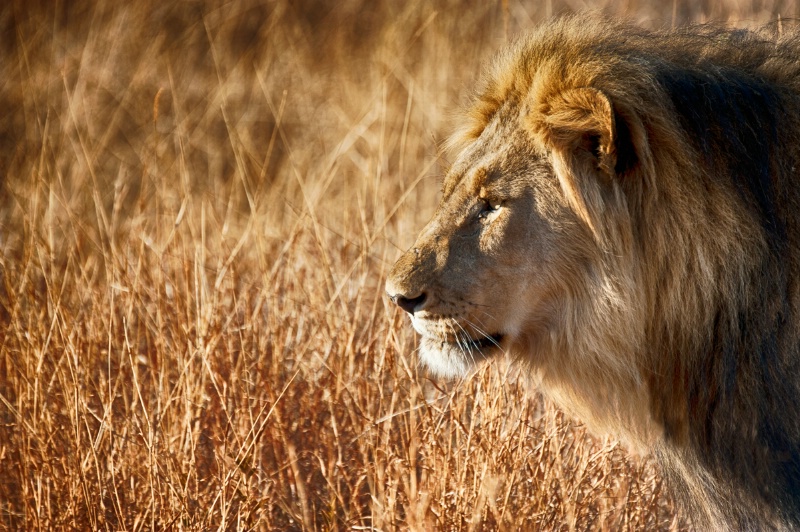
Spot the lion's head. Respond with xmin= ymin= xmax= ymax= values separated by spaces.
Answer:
xmin=385 ymin=111 xmax=590 ymax=378
xmin=385 ymin=21 xmax=660 ymax=435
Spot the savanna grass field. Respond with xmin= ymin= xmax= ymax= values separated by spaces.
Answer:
xmin=1 ymin=0 xmax=798 ymax=529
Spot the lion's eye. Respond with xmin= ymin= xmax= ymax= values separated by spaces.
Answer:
xmin=477 ymin=199 xmax=502 ymax=219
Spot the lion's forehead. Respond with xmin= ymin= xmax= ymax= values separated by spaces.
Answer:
xmin=443 ymin=121 xmax=543 ymax=201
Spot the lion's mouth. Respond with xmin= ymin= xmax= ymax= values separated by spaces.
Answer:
xmin=449 ymin=333 xmax=504 ymax=351
xmin=417 ymin=332 xmax=505 ymax=377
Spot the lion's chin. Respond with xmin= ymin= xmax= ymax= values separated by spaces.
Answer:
xmin=418 ymin=334 xmax=504 ymax=378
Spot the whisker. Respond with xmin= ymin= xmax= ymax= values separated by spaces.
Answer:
xmin=454 ymin=320 xmax=481 ymax=365
xmin=451 ymin=322 xmax=472 ymax=361
xmin=463 ymin=317 xmax=504 ymax=351
xmin=474 ymin=308 xmax=498 ymax=322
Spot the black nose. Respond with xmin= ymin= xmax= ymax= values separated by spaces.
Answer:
xmin=391 ymin=292 xmax=427 ymax=315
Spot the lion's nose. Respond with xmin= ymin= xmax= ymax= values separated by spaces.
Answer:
xmin=389 ymin=291 xmax=427 ymax=315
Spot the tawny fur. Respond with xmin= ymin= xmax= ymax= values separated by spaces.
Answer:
xmin=386 ymin=15 xmax=800 ymax=530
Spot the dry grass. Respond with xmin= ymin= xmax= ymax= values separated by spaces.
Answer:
xmin=0 ymin=0 xmax=796 ymax=529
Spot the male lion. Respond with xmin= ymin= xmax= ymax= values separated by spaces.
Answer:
xmin=385 ymin=15 xmax=800 ymax=530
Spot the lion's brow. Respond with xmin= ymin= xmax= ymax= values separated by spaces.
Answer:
xmin=466 ymin=168 xmax=490 ymax=197
xmin=442 ymin=166 xmax=487 ymax=200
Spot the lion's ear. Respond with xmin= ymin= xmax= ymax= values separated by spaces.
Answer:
xmin=533 ymin=87 xmax=643 ymax=239
xmin=539 ymin=88 xmax=626 ymax=176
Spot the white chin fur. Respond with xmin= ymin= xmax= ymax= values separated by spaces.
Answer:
xmin=418 ymin=336 xmax=474 ymax=378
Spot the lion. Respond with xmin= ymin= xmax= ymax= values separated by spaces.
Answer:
xmin=385 ymin=15 xmax=800 ymax=530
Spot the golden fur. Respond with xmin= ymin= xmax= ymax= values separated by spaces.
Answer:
xmin=386 ymin=15 xmax=800 ymax=529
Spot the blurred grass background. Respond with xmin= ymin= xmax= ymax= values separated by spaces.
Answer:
xmin=0 ymin=0 xmax=796 ymax=529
